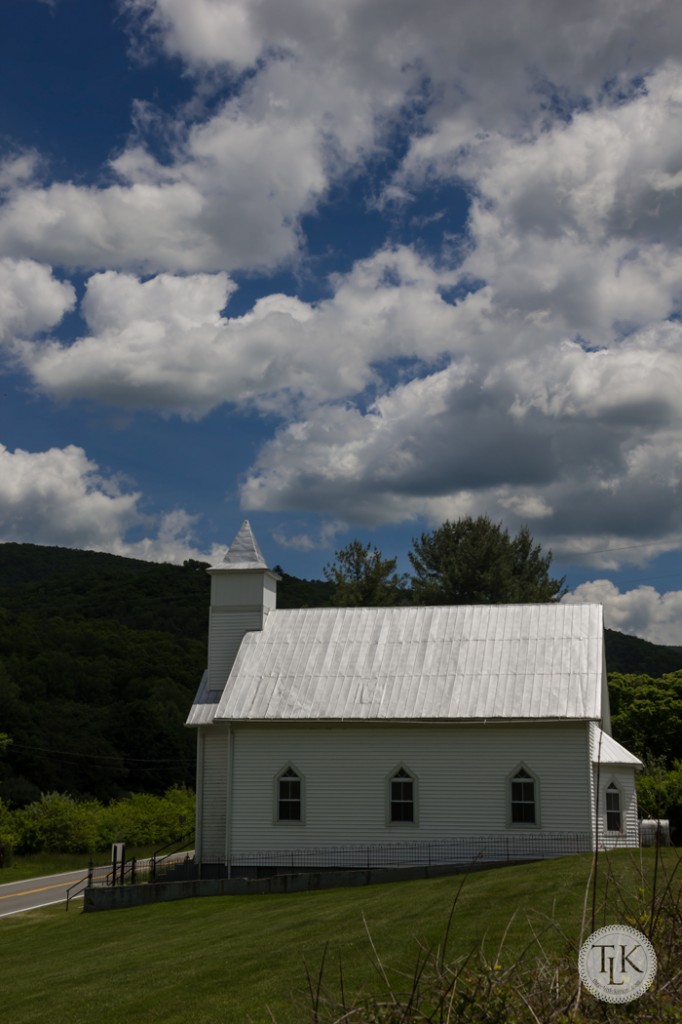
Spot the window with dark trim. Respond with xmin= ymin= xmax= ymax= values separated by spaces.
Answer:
xmin=606 ymin=782 xmax=622 ymax=832
xmin=390 ymin=767 xmax=415 ymax=823
xmin=277 ymin=766 xmax=302 ymax=822
xmin=510 ymin=767 xmax=536 ymax=824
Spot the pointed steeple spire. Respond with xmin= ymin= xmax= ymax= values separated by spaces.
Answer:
xmin=205 ymin=521 xmax=278 ymax=690
xmin=219 ymin=520 xmax=267 ymax=570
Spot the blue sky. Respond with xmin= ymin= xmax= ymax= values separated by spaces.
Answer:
xmin=2 ymin=0 xmax=682 ymax=643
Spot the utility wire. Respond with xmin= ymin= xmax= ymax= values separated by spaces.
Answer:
xmin=559 ymin=539 xmax=682 ymax=560
xmin=7 ymin=740 xmax=195 ymax=765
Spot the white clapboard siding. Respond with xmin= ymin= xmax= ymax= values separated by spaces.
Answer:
xmin=594 ymin=765 xmax=640 ymax=849
xmin=207 ymin=609 xmax=263 ymax=689
xmin=196 ymin=724 xmax=230 ymax=862
xmin=590 ymin=724 xmax=640 ymax=849
xmin=225 ymin=722 xmax=593 ymax=859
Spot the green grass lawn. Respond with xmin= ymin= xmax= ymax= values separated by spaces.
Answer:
xmin=0 ymin=850 xmax=677 ymax=1024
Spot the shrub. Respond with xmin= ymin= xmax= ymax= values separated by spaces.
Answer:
xmin=15 ymin=792 xmax=101 ymax=854
xmin=100 ymin=786 xmax=195 ymax=847
xmin=637 ymin=758 xmax=682 ymax=844
xmin=0 ymin=787 xmax=194 ymax=855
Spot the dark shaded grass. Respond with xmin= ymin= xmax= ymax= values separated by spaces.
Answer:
xmin=304 ymin=847 xmax=682 ymax=1023
xmin=0 ymin=851 xmax=677 ymax=1024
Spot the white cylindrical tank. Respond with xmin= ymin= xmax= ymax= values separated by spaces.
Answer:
xmin=639 ymin=819 xmax=671 ymax=846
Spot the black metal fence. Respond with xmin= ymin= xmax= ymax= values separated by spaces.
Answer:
xmin=229 ymin=832 xmax=597 ymax=871
xmin=83 ymin=830 xmax=643 ymax=893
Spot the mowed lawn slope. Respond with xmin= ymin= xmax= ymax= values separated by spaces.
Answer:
xmin=0 ymin=851 xmax=675 ymax=1024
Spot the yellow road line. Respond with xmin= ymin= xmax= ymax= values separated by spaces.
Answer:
xmin=0 ymin=881 xmax=70 ymax=900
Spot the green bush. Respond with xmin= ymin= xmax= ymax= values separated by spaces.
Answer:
xmin=637 ymin=758 xmax=682 ymax=843
xmin=6 ymin=787 xmax=195 ymax=855
xmin=101 ymin=786 xmax=194 ymax=847
xmin=15 ymin=792 xmax=101 ymax=854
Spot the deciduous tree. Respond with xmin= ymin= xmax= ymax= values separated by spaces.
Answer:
xmin=609 ymin=671 xmax=682 ymax=768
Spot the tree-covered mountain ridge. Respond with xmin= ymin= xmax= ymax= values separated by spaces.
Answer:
xmin=1 ymin=541 xmax=680 ymax=671
xmin=0 ymin=543 xmax=336 ymax=806
xmin=0 ymin=542 xmax=680 ymax=809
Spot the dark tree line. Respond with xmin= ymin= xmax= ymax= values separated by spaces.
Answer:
xmin=0 ymin=546 xmax=334 ymax=806
xmin=324 ymin=516 xmax=566 ymax=606
xmin=0 ymin=612 xmax=203 ymax=806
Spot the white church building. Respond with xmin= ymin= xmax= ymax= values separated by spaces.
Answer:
xmin=187 ymin=522 xmax=641 ymax=877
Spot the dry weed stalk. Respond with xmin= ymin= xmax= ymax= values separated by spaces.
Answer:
xmin=295 ymin=848 xmax=682 ymax=1024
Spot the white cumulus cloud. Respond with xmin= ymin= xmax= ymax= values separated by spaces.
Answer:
xmin=4 ymin=0 xmax=682 ymax=589
xmin=0 ymin=443 xmax=214 ymax=563
xmin=0 ymin=258 xmax=75 ymax=342
xmin=16 ymin=248 xmax=465 ymax=415
xmin=565 ymin=580 xmax=682 ymax=646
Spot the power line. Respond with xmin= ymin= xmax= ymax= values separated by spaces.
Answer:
xmin=559 ymin=539 xmax=682 ymax=561
xmin=7 ymin=740 xmax=194 ymax=766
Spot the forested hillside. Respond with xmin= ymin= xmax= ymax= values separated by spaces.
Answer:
xmin=0 ymin=543 xmax=680 ymax=814
xmin=0 ymin=544 xmax=333 ymax=805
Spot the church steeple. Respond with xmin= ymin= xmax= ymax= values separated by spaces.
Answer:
xmin=218 ymin=520 xmax=267 ymax=569
xmin=206 ymin=521 xmax=278 ymax=689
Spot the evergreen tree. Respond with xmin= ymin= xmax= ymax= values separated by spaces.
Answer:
xmin=409 ymin=516 xmax=566 ymax=605
xmin=324 ymin=540 xmax=407 ymax=606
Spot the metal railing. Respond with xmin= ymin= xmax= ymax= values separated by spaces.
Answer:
xmin=83 ymin=832 xmax=196 ymax=892
xmin=226 ymin=832 xmax=596 ymax=872
xmin=75 ymin=829 xmax=636 ymax=899
xmin=65 ymin=861 xmax=113 ymax=910
xmin=148 ymin=831 xmax=195 ymax=882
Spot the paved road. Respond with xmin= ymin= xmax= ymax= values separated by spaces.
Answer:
xmin=0 ymin=867 xmax=98 ymax=918
xmin=0 ymin=854 xmax=191 ymax=917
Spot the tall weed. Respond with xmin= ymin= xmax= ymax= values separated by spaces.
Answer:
xmin=300 ymin=849 xmax=681 ymax=1023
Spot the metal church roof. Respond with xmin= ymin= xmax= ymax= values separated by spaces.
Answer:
xmin=186 ymin=670 xmax=223 ymax=727
xmin=210 ymin=603 xmax=606 ymax=723
xmin=593 ymin=726 xmax=642 ymax=766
